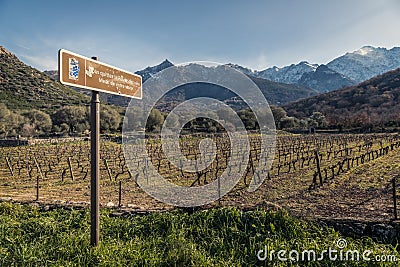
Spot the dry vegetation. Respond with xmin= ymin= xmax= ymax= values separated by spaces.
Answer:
xmin=1 ymin=133 xmax=399 ymax=222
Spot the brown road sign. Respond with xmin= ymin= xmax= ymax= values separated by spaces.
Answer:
xmin=59 ymin=49 xmax=142 ymax=99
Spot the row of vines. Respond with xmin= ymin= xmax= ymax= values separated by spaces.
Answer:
xmin=0 ymin=133 xmax=399 ymax=209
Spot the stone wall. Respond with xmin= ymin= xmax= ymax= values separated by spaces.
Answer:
xmin=0 ymin=137 xmax=88 ymax=147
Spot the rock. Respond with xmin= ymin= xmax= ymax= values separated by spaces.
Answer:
xmin=29 ymin=202 xmax=40 ymax=208
xmin=110 ymin=211 xmax=124 ymax=217
xmin=106 ymin=201 xmax=115 ymax=207
xmin=41 ymin=205 xmax=51 ymax=212
xmin=370 ymin=224 xmax=396 ymax=241
xmin=352 ymin=223 xmax=367 ymax=236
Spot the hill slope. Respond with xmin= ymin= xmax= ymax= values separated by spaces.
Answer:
xmin=0 ymin=46 xmax=89 ymax=111
xmin=284 ymin=68 xmax=400 ymax=127
xmin=248 ymin=75 xmax=318 ymax=105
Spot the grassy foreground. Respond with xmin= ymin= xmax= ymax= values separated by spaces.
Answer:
xmin=0 ymin=202 xmax=398 ymax=266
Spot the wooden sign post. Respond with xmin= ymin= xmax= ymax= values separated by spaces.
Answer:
xmin=90 ymin=57 xmax=100 ymax=246
xmin=59 ymin=49 xmax=142 ymax=246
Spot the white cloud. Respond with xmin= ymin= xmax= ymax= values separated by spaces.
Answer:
xmin=16 ymin=43 xmax=30 ymax=50
xmin=234 ymin=53 xmax=271 ymax=71
xmin=19 ymin=54 xmax=57 ymax=71
xmin=255 ymin=53 xmax=270 ymax=70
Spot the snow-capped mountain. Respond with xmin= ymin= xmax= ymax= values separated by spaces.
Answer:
xmin=298 ymin=65 xmax=355 ymax=92
xmin=327 ymin=46 xmax=400 ymax=83
xmin=256 ymin=61 xmax=319 ymax=84
xmin=43 ymin=45 xmax=400 ymax=103
xmin=226 ymin=46 xmax=400 ymax=92
xmin=225 ymin=60 xmax=354 ymax=92
xmin=224 ymin=63 xmax=255 ymax=76
xmin=135 ymin=59 xmax=174 ymax=81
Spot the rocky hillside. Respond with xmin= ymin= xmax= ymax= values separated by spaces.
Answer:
xmin=248 ymin=75 xmax=317 ymax=105
xmin=0 ymin=46 xmax=88 ymax=112
xmin=297 ymin=65 xmax=355 ymax=92
xmin=284 ymin=68 xmax=400 ymax=127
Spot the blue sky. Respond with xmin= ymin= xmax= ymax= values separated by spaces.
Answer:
xmin=0 ymin=0 xmax=399 ymax=72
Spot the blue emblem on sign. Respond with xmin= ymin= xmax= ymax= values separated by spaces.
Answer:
xmin=68 ymin=57 xmax=80 ymax=80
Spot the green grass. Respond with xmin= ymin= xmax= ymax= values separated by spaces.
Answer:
xmin=0 ymin=202 xmax=398 ymax=266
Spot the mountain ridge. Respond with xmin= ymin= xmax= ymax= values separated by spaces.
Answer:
xmin=297 ymin=65 xmax=355 ymax=92
xmin=226 ymin=45 xmax=400 ymax=92
xmin=39 ymin=45 xmax=400 ymax=106
xmin=43 ymin=58 xmax=318 ymax=106
xmin=327 ymin=46 xmax=400 ymax=83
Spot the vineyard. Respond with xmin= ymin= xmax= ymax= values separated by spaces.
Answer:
xmin=1 ymin=133 xmax=400 ymax=221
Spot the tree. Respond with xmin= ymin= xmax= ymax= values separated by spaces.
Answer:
xmin=100 ymin=105 xmax=121 ymax=132
xmin=23 ymin=109 xmax=52 ymax=135
xmin=237 ymin=109 xmax=257 ymax=130
xmin=0 ymin=104 xmax=27 ymax=138
xmin=164 ymin=112 xmax=180 ymax=130
xmin=124 ymin=106 xmax=144 ymax=131
xmin=146 ymin=109 xmax=164 ymax=132
xmin=217 ymin=108 xmax=232 ymax=121
xmin=217 ymin=108 xmax=239 ymax=130
xmin=271 ymin=106 xmax=287 ymax=129
xmin=52 ymin=106 xmax=89 ymax=133
xmin=178 ymin=110 xmax=196 ymax=129
xmin=0 ymin=103 xmax=10 ymax=120
xmin=298 ymin=119 xmax=308 ymax=129
xmin=280 ymin=117 xmax=298 ymax=129
xmin=309 ymin=112 xmax=327 ymax=128
xmin=21 ymin=123 xmax=35 ymax=137
xmin=0 ymin=103 xmax=11 ymax=137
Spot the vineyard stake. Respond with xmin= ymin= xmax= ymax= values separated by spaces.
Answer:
xmin=34 ymin=156 xmax=44 ymax=181
xmin=36 ymin=175 xmax=39 ymax=201
xmin=5 ymin=156 xmax=14 ymax=177
xmin=314 ymin=150 xmax=323 ymax=186
xmin=217 ymin=175 xmax=221 ymax=206
xmin=67 ymin=157 xmax=74 ymax=181
xmin=104 ymin=159 xmax=112 ymax=181
xmin=90 ymin=56 xmax=100 ymax=247
xmin=393 ymin=177 xmax=397 ymax=220
xmin=118 ymin=180 xmax=122 ymax=208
